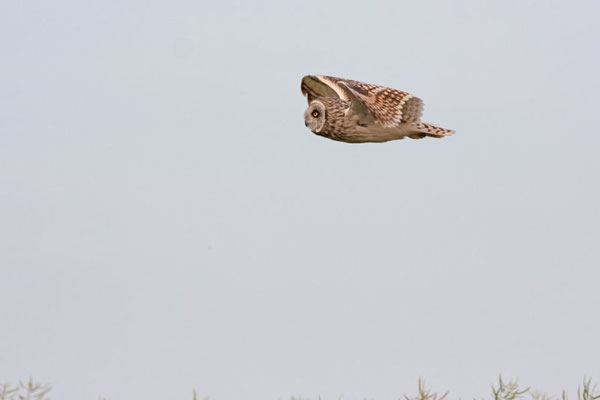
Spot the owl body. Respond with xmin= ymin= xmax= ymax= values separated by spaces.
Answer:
xmin=301 ymin=75 xmax=455 ymax=143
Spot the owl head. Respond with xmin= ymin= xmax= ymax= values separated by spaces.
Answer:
xmin=304 ymin=101 xmax=327 ymax=133
xmin=304 ymin=97 xmax=349 ymax=138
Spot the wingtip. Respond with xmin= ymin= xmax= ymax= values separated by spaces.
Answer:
xmin=300 ymin=75 xmax=317 ymax=95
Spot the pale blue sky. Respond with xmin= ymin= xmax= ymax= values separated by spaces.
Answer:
xmin=1 ymin=1 xmax=599 ymax=399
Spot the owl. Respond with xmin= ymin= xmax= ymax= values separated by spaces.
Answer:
xmin=301 ymin=75 xmax=455 ymax=143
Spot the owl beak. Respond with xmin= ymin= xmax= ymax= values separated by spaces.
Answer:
xmin=304 ymin=121 xmax=308 ymax=127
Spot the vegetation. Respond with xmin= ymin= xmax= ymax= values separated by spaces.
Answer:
xmin=0 ymin=379 xmax=51 ymax=400
xmin=0 ymin=376 xmax=597 ymax=400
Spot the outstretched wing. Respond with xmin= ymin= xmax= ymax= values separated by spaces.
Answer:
xmin=340 ymin=78 xmax=424 ymax=128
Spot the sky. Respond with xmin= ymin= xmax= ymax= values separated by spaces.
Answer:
xmin=1 ymin=1 xmax=599 ymax=399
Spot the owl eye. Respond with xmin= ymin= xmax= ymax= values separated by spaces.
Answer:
xmin=312 ymin=110 xmax=320 ymax=118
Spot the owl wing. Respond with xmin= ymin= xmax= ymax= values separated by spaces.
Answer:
xmin=340 ymin=79 xmax=424 ymax=128
xmin=336 ymin=82 xmax=375 ymax=125
xmin=301 ymin=75 xmax=341 ymax=104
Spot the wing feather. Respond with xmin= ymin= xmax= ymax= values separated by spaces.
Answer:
xmin=340 ymin=79 xmax=424 ymax=127
xmin=336 ymin=82 xmax=373 ymax=126
xmin=301 ymin=75 xmax=340 ymax=104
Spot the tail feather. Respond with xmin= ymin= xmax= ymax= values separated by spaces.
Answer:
xmin=409 ymin=122 xmax=455 ymax=139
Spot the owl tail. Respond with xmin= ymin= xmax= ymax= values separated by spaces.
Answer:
xmin=408 ymin=122 xmax=455 ymax=139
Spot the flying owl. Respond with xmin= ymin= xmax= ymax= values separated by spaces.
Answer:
xmin=301 ymin=75 xmax=455 ymax=143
